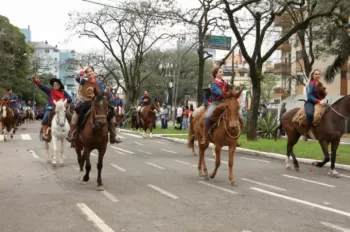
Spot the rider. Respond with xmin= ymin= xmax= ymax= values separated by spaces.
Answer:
xmin=114 ymin=93 xmax=124 ymax=115
xmin=202 ymin=84 xmax=212 ymax=109
xmin=67 ymin=66 xmax=120 ymax=145
xmin=7 ymin=88 xmax=20 ymax=127
xmin=201 ymin=67 xmax=228 ymax=144
xmin=33 ymin=75 xmax=72 ymax=141
xmin=303 ymin=69 xmax=326 ymax=141
xmin=139 ymin=90 xmax=151 ymax=114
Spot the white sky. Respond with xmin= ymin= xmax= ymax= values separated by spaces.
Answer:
xmin=1 ymin=0 xmax=279 ymax=62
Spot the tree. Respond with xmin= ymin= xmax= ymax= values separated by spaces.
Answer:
xmin=261 ymin=74 xmax=278 ymax=104
xmin=67 ymin=0 xmax=175 ymax=105
xmin=222 ymin=0 xmax=340 ymax=140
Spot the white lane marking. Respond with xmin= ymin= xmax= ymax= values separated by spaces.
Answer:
xmin=123 ymin=133 xmax=142 ymax=138
xmin=91 ymin=152 xmax=97 ymax=157
xmin=118 ymin=135 xmax=125 ymax=139
xmin=340 ymin=174 xmax=350 ymax=179
xmin=251 ymin=187 xmax=350 ymax=218
xmin=198 ymin=181 xmax=238 ymax=194
xmin=138 ymin=150 xmax=152 ymax=154
xmin=207 ymin=158 xmax=228 ymax=164
xmin=157 ymin=141 xmax=168 ymax=145
xmin=0 ymin=135 xmax=3 ymax=141
xmin=241 ymin=178 xmax=286 ymax=191
xmin=320 ymin=221 xmax=350 ymax=232
xmin=240 ymin=157 xmax=271 ymax=163
xmin=161 ymin=149 xmax=177 ymax=154
xmin=76 ymin=203 xmax=115 ymax=232
xmin=29 ymin=150 xmax=39 ymax=159
xmin=21 ymin=134 xmax=32 ymax=140
xmin=114 ymin=150 xmax=128 ymax=156
xmin=146 ymin=162 xmax=165 ymax=170
xmin=174 ymin=160 xmax=196 ymax=167
xmin=110 ymin=164 xmax=126 ymax=172
xmin=133 ymin=141 xmax=144 ymax=146
xmin=102 ymin=191 xmax=119 ymax=203
xmin=110 ymin=146 xmax=134 ymax=154
xmin=148 ymin=184 xmax=178 ymax=200
xmin=283 ymin=174 xmax=335 ymax=188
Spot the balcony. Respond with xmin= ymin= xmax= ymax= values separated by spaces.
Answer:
xmin=273 ymin=63 xmax=291 ymax=75
xmin=276 ymin=43 xmax=291 ymax=52
xmin=274 ymin=14 xmax=292 ymax=27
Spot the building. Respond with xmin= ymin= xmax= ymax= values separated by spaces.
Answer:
xmin=59 ymin=50 xmax=80 ymax=99
xmin=20 ymin=25 xmax=31 ymax=42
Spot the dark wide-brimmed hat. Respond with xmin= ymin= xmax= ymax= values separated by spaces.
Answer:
xmin=49 ymin=78 xmax=64 ymax=90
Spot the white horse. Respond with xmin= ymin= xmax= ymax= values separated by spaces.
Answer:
xmin=45 ymin=99 xmax=69 ymax=167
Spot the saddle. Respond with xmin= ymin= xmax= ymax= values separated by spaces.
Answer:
xmin=292 ymin=103 xmax=326 ymax=127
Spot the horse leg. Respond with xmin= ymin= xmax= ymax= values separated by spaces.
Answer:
xmin=76 ymin=146 xmax=85 ymax=181
xmin=96 ymin=147 xmax=107 ymax=191
xmin=286 ymin=131 xmax=300 ymax=171
xmin=45 ymin=141 xmax=51 ymax=163
xmin=210 ymin=144 xmax=222 ymax=179
xmin=198 ymin=145 xmax=209 ymax=180
xmin=312 ymin=140 xmax=330 ymax=168
xmin=3 ymin=127 xmax=7 ymax=141
xmin=212 ymin=145 xmax=216 ymax=158
xmin=59 ymin=139 xmax=64 ymax=166
xmin=328 ymin=139 xmax=340 ymax=178
xmin=51 ymin=136 xmax=58 ymax=167
xmin=9 ymin=126 xmax=14 ymax=139
xmin=82 ymin=149 xmax=91 ymax=184
xmin=149 ymin=126 xmax=153 ymax=138
xmin=228 ymin=142 xmax=238 ymax=185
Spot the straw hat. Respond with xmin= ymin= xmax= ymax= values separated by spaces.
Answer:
xmin=80 ymin=82 xmax=101 ymax=101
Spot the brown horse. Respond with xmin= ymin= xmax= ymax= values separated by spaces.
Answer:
xmin=188 ymin=88 xmax=243 ymax=185
xmin=74 ymin=89 xmax=109 ymax=190
xmin=0 ymin=100 xmax=16 ymax=141
xmin=278 ymin=90 xmax=350 ymax=177
xmin=138 ymin=99 xmax=161 ymax=137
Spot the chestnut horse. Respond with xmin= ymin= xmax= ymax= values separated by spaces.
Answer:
xmin=1 ymin=99 xmax=16 ymax=141
xmin=138 ymin=99 xmax=160 ymax=137
xmin=188 ymin=88 xmax=243 ymax=185
xmin=74 ymin=89 xmax=109 ymax=191
xmin=277 ymin=87 xmax=350 ymax=177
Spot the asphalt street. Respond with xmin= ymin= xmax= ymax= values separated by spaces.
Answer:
xmin=1 ymin=122 xmax=350 ymax=232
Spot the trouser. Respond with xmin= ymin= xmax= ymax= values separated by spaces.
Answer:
xmin=204 ymin=101 xmax=221 ymax=125
xmin=304 ymin=101 xmax=315 ymax=122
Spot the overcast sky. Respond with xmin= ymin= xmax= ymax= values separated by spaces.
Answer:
xmin=1 ymin=0 xmax=279 ymax=62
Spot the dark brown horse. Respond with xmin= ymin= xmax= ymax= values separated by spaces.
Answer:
xmin=74 ymin=89 xmax=109 ymax=190
xmin=188 ymin=88 xmax=243 ymax=185
xmin=0 ymin=99 xmax=16 ymax=141
xmin=278 ymin=89 xmax=350 ymax=177
xmin=138 ymin=99 xmax=161 ymax=138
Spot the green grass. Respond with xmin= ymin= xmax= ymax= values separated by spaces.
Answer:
xmin=166 ymin=134 xmax=350 ymax=165
xmin=123 ymin=126 xmax=187 ymax=135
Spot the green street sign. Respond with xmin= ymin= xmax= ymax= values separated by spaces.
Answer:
xmin=204 ymin=35 xmax=232 ymax=51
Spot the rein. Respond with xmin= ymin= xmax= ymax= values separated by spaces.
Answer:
xmin=90 ymin=98 xmax=107 ymax=128
xmin=329 ymin=106 xmax=350 ymax=120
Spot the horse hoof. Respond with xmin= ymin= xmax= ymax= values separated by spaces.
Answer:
xmin=328 ymin=170 xmax=339 ymax=178
xmin=52 ymin=162 xmax=57 ymax=167
xmin=286 ymin=166 xmax=291 ymax=170
xmin=294 ymin=167 xmax=300 ymax=172
xmin=10 ymin=135 xmax=13 ymax=139
xmin=60 ymin=163 xmax=64 ymax=167
xmin=231 ymin=181 xmax=237 ymax=186
xmin=204 ymin=174 xmax=209 ymax=180
xmin=96 ymin=185 xmax=104 ymax=191
xmin=210 ymin=174 xmax=215 ymax=179
xmin=312 ymin=161 xmax=317 ymax=166
xmin=80 ymin=180 xmax=87 ymax=185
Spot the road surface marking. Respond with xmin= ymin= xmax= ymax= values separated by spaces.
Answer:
xmin=198 ymin=181 xmax=238 ymax=194
xmin=110 ymin=146 xmax=134 ymax=154
xmin=91 ymin=152 xmax=97 ymax=157
xmin=21 ymin=134 xmax=32 ymax=140
xmin=0 ymin=135 xmax=3 ymax=141
xmin=118 ymin=135 xmax=125 ymax=139
xmin=102 ymin=191 xmax=119 ymax=203
xmin=76 ymin=203 xmax=115 ymax=232
xmin=29 ymin=150 xmax=39 ymax=159
xmin=283 ymin=174 xmax=335 ymax=188
xmin=157 ymin=141 xmax=168 ymax=145
xmin=123 ymin=133 xmax=142 ymax=138
xmin=110 ymin=164 xmax=126 ymax=172
xmin=161 ymin=149 xmax=177 ymax=154
xmin=146 ymin=162 xmax=165 ymax=170
xmin=174 ymin=160 xmax=196 ymax=167
xmin=133 ymin=141 xmax=144 ymax=146
xmin=320 ymin=221 xmax=350 ymax=232
xmin=148 ymin=184 xmax=178 ymax=200
xmin=240 ymin=157 xmax=271 ymax=163
xmin=114 ymin=150 xmax=128 ymax=156
xmin=207 ymin=158 xmax=228 ymax=164
xmin=251 ymin=187 xmax=350 ymax=218
xmin=340 ymin=174 xmax=350 ymax=179
xmin=138 ymin=150 xmax=152 ymax=154
xmin=241 ymin=178 xmax=286 ymax=191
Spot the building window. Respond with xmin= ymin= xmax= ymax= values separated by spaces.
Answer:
xmin=45 ymin=49 xmax=49 ymax=53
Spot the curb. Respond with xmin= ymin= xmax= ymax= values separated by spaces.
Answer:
xmin=154 ymin=136 xmax=350 ymax=172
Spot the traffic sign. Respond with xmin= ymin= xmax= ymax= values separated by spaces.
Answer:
xmin=204 ymin=35 xmax=232 ymax=51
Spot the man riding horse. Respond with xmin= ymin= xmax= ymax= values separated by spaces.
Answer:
xmin=67 ymin=66 xmax=120 ymax=145
xmin=7 ymin=88 xmax=20 ymax=128
xmin=201 ymin=67 xmax=228 ymax=144
xmin=114 ymin=93 xmax=124 ymax=116
xmin=33 ymin=75 xmax=72 ymax=141
xmin=139 ymin=90 xmax=151 ymax=113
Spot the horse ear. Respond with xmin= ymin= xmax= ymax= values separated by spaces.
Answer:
xmin=53 ymin=100 xmax=57 ymax=105
xmin=234 ymin=87 xmax=244 ymax=99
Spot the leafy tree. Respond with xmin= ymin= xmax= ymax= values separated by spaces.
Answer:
xmin=261 ymin=74 xmax=278 ymax=104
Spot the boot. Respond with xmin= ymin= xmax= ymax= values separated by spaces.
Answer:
xmin=200 ymin=123 xmax=210 ymax=145
xmin=109 ymin=119 xmax=121 ymax=144
xmin=301 ymin=120 xmax=312 ymax=141
xmin=42 ymin=125 xmax=50 ymax=142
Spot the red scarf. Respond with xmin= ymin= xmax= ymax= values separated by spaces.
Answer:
xmin=51 ymin=89 xmax=65 ymax=103
xmin=87 ymin=77 xmax=98 ymax=83
xmin=213 ymin=78 xmax=227 ymax=93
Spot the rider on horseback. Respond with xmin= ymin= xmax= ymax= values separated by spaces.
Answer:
xmin=67 ymin=66 xmax=120 ymax=145
xmin=202 ymin=84 xmax=212 ymax=109
xmin=33 ymin=75 xmax=72 ymax=141
xmin=7 ymin=88 xmax=20 ymax=127
xmin=114 ymin=93 xmax=124 ymax=115
xmin=139 ymin=90 xmax=151 ymax=114
xmin=303 ymin=69 xmax=327 ymax=141
xmin=201 ymin=67 xmax=228 ymax=144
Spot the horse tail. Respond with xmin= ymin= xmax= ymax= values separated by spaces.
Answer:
xmin=187 ymin=115 xmax=195 ymax=149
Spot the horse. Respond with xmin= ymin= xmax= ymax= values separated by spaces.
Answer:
xmin=44 ymin=99 xmax=70 ymax=167
xmin=114 ymin=106 xmax=124 ymax=138
xmin=277 ymin=87 xmax=350 ymax=177
xmin=74 ymin=89 xmax=109 ymax=191
xmin=0 ymin=100 xmax=16 ymax=141
xmin=137 ymin=99 xmax=161 ymax=138
xmin=188 ymin=88 xmax=243 ymax=185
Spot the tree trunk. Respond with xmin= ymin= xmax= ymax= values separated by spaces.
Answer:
xmin=247 ymin=69 xmax=262 ymax=141
xmin=125 ymin=87 xmax=137 ymax=109
xmin=197 ymin=48 xmax=205 ymax=107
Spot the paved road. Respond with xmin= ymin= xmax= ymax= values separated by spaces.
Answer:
xmin=1 ymin=122 xmax=350 ymax=232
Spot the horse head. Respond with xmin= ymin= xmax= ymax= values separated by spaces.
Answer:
xmin=91 ymin=88 xmax=108 ymax=129
xmin=224 ymin=87 xmax=243 ymax=128
xmin=1 ymin=100 xmax=10 ymax=119
xmin=53 ymin=99 xmax=67 ymax=127
xmin=150 ymin=98 xmax=161 ymax=112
